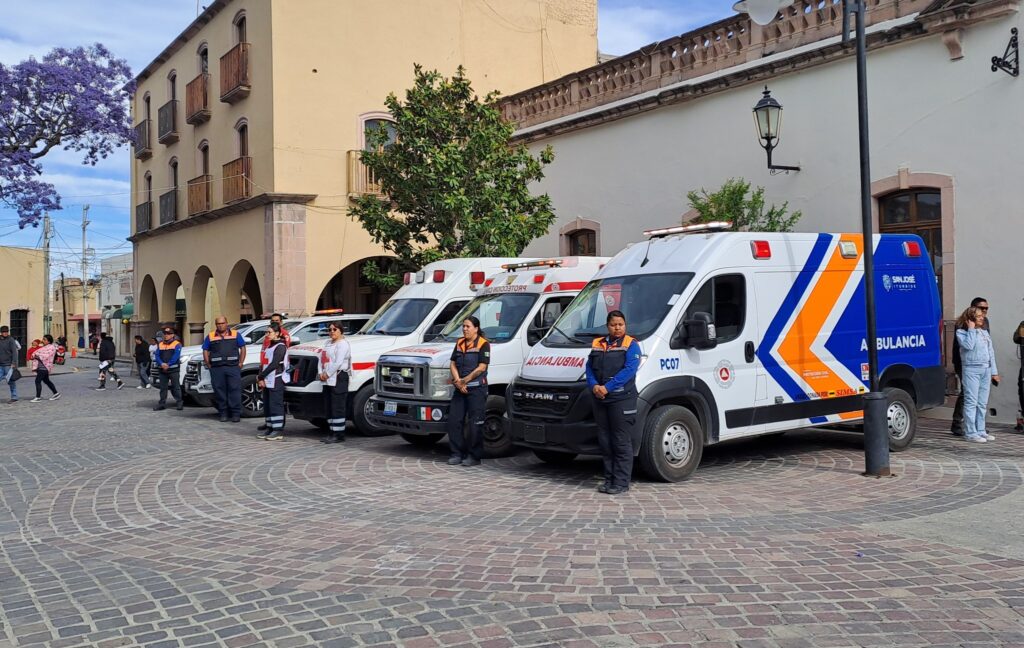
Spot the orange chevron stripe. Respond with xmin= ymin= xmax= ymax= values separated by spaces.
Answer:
xmin=777 ymin=234 xmax=863 ymax=418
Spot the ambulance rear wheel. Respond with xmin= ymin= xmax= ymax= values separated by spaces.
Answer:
xmin=400 ymin=432 xmax=444 ymax=447
xmin=884 ymin=387 xmax=917 ymax=451
xmin=354 ymin=385 xmax=389 ymax=436
xmin=639 ymin=405 xmax=704 ymax=482
xmin=483 ymin=395 xmax=513 ymax=458
xmin=532 ymin=449 xmax=578 ymax=465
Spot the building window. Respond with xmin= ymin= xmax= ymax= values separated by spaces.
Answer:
xmin=878 ymin=189 xmax=943 ymax=301
xmin=143 ymin=93 xmax=151 ymax=122
xmin=363 ymin=118 xmax=396 ymax=150
xmin=568 ymin=229 xmax=597 ymax=256
xmin=199 ymin=141 xmax=210 ymax=175
xmin=198 ymin=44 xmax=209 ymax=74
xmin=144 ymin=172 xmax=152 ymax=203
xmin=234 ymin=12 xmax=247 ymax=43
xmin=237 ymin=121 xmax=249 ymax=157
xmin=169 ymin=158 xmax=179 ymax=189
xmin=168 ymin=71 xmax=177 ymax=100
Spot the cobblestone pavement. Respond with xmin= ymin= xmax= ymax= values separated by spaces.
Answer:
xmin=2 ymin=361 xmax=1023 ymax=648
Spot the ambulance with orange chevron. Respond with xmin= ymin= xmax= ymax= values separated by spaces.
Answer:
xmin=507 ymin=223 xmax=946 ymax=481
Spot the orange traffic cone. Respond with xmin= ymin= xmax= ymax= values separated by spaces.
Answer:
xmin=71 ymin=347 xmax=77 ymax=358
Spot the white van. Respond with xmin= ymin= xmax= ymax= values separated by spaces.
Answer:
xmin=367 ymin=257 xmax=609 ymax=456
xmin=285 ymin=258 xmax=525 ymax=432
xmin=508 ymin=225 xmax=945 ymax=482
xmin=182 ymin=312 xmax=372 ymax=417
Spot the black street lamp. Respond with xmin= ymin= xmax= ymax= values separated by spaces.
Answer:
xmin=735 ymin=0 xmax=890 ymax=477
xmin=752 ymin=87 xmax=800 ymax=174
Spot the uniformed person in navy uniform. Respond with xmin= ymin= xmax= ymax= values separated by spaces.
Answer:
xmin=586 ymin=310 xmax=642 ymax=494
xmin=256 ymin=324 xmax=289 ymax=441
xmin=202 ymin=316 xmax=247 ymax=423
xmin=447 ymin=316 xmax=491 ymax=467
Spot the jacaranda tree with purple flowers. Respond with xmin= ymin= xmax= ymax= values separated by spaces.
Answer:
xmin=0 ymin=44 xmax=134 ymax=228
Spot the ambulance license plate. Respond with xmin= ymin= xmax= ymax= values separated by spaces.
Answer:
xmin=524 ymin=424 xmax=545 ymax=444
xmin=384 ymin=401 xmax=398 ymax=416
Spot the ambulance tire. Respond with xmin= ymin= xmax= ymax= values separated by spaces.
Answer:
xmin=240 ymin=374 xmax=263 ymax=418
xmin=884 ymin=387 xmax=917 ymax=451
xmin=532 ymin=449 xmax=578 ymax=465
xmin=353 ymin=385 xmax=389 ymax=436
xmin=483 ymin=395 xmax=513 ymax=458
xmin=639 ymin=405 xmax=704 ymax=482
xmin=400 ymin=432 xmax=445 ymax=447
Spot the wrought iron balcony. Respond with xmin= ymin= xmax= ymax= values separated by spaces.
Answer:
xmin=135 ymin=201 xmax=152 ymax=233
xmin=133 ymin=120 xmax=152 ymax=160
xmin=159 ymin=189 xmax=178 ymax=225
xmin=347 ymin=150 xmax=384 ymax=197
xmin=219 ymin=43 xmax=251 ymax=104
xmin=157 ymin=100 xmax=179 ymax=144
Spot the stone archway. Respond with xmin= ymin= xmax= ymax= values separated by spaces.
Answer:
xmin=225 ymin=259 xmax=264 ymax=323
xmin=189 ymin=266 xmax=222 ymax=342
xmin=159 ymin=271 xmax=186 ymax=336
xmin=137 ymin=274 xmax=159 ymax=329
xmin=315 ymin=255 xmax=396 ymax=314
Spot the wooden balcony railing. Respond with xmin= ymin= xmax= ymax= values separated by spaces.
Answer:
xmin=135 ymin=201 xmax=152 ymax=233
xmin=185 ymin=73 xmax=211 ymax=125
xmin=219 ymin=43 xmax=251 ymax=104
xmin=500 ymin=0 xmax=931 ymax=129
xmin=157 ymin=99 xmax=178 ymax=144
xmin=347 ymin=150 xmax=384 ymax=197
xmin=159 ymin=189 xmax=178 ymax=225
xmin=223 ymin=157 xmax=252 ymax=204
xmin=187 ymin=175 xmax=212 ymax=216
xmin=133 ymin=120 xmax=152 ymax=160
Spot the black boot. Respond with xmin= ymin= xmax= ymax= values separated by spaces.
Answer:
xmin=321 ymin=433 xmax=344 ymax=444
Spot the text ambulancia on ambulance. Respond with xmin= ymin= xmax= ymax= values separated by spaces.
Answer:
xmin=367 ymin=257 xmax=609 ymax=456
xmin=508 ymin=224 xmax=945 ymax=482
xmin=284 ymin=258 xmax=526 ymax=434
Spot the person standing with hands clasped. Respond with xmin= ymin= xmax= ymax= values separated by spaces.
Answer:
xmin=587 ymin=310 xmax=642 ymax=495
xmin=257 ymin=313 xmax=291 ymax=433
xmin=133 ymin=335 xmax=152 ymax=389
xmin=153 ymin=327 xmax=184 ymax=411
xmin=447 ymin=317 xmax=491 ymax=467
xmin=256 ymin=324 xmax=289 ymax=441
xmin=203 ymin=316 xmax=247 ymax=423
xmin=318 ymin=322 xmax=352 ymax=444
xmin=956 ymin=306 xmax=1000 ymax=443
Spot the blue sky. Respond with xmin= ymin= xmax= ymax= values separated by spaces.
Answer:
xmin=0 ymin=0 xmax=736 ymax=277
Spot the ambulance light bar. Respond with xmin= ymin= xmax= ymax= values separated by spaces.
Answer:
xmin=501 ymin=259 xmax=564 ymax=271
xmin=643 ymin=221 xmax=733 ymax=238
xmin=312 ymin=308 xmax=345 ymax=316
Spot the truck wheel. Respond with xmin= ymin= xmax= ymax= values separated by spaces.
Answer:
xmin=400 ymin=432 xmax=445 ymax=447
xmin=240 ymin=374 xmax=263 ymax=418
xmin=532 ymin=449 xmax=578 ymax=465
xmin=353 ymin=385 xmax=390 ymax=436
xmin=639 ymin=405 xmax=704 ymax=482
xmin=483 ymin=395 xmax=513 ymax=458
xmin=884 ymin=387 xmax=916 ymax=451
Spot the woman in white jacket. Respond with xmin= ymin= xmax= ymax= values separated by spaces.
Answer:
xmin=318 ymin=321 xmax=352 ymax=444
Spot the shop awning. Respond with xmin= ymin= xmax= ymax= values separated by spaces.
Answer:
xmin=121 ymin=302 xmax=134 ymax=317
xmin=67 ymin=314 xmax=102 ymax=322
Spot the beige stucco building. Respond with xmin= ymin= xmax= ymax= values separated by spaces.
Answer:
xmin=51 ymin=277 xmax=102 ymax=347
xmin=0 ymin=246 xmax=46 ymax=364
xmin=129 ymin=0 xmax=598 ymax=343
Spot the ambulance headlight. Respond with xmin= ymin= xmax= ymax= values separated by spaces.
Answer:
xmin=428 ymin=367 xmax=454 ymax=400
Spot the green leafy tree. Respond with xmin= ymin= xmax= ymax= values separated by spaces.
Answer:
xmin=350 ymin=65 xmax=556 ymax=289
xmin=686 ymin=178 xmax=801 ymax=232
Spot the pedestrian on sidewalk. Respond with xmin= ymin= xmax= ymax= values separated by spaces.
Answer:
xmin=96 ymin=332 xmax=125 ymax=391
xmin=30 ymin=335 xmax=60 ymax=402
xmin=133 ymin=335 xmax=152 ymax=389
xmin=318 ymin=321 xmax=351 ymax=444
xmin=153 ymin=327 xmax=184 ymax=411
xmin=956 ymin=306 xmax=1000 ymax=444
xmin=203 ymin=316 xmax=246 ymax=423
xmin=256 ymin=323 xmax=289 ymax=441
xmin=0 ymin=325 xmax=22 ymax=403
xmin=952 ymin=297 xmax=990 ymax=436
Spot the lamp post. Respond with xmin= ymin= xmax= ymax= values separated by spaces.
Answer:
xmin=735 ymin=0 xmax=890 ymax=476
xmin=752 ymin=86 xmax=800 ymax=174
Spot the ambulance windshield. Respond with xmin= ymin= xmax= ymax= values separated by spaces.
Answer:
xmin=360 ymin=299 xmax=438 ymax=336
xmin=439 ymin=293 xmax=538 ymax=343
xmin=544 ymin=273 xmax=693 ymax=347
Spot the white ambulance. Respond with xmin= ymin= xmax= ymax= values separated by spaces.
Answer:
xmin=285 ymin=258 xmax=524 ymax=433
xmin=367 ymin=257 xmax=609 ymax=456
xmin=507 ymin=224 xmax=945 ymax=482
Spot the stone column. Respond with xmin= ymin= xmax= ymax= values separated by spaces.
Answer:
xmin=131 ymin=320 xmax=154 ymax=341
xmin=264 ymin=202 xmax=308 ymax=317
xmin=188 ymin=321 xmax=207 ymax=346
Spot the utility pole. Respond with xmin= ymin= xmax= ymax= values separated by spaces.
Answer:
xmin=81 ymin=205 xmax=90 ymax=348
xmin=42 ymin=214 xmax=52 ymax=335
xmin=60 ymin=272 xmax=69 ymax=342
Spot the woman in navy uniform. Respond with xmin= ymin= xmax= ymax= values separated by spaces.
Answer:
xmin=256 ymin=324 xmax=289 ymax=441
xmin=586 ymin=310 xmax=642 ymax=494
xmin=447 ymin=316 xmax=491 ymax=467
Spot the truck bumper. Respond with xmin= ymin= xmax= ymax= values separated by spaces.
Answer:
xmin=508 ymin=417 xmax=602 ymax=455
xmin=285 ymin=391 xmax=325 ymax=420
xmin=366 ymin=396 xmax=450 ymax=435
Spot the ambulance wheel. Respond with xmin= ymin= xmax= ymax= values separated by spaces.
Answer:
xmin=240 ymin=374 xmax=263 ymax=418
xmin=483 ymin=395 xmax=513 ymax=458
xmin=353 ymin=385 xmax=389 ymax=436
xmin=639 ymin=405 xmax=704 ymax=482
xmin=884 ymin=387 xmax=916 ymax=451
xmin=532 ymin=449 xmax=578 ymax=465
xmin=400 ymin=432 xmax=445 ymax=447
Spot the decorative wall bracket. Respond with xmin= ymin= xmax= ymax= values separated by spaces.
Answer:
xmin=991 ymin=27 xmax=1019 ymax=77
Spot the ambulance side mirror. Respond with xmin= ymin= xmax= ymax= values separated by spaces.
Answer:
xmin=676 ymin=312 xmax=717 ymax=350
xmin=243 ymin=336 xmax=253 ymax=344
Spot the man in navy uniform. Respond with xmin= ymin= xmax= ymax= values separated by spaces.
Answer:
xmin=203 ymin=316 xmax=247 ymax=422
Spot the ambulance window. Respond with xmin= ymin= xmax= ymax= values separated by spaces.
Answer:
xmin=429 ymin=300 xmax=469 ymax=336
xmin=528 ymin=296 xmax=574 ymax=345
xmin=683 ymin=274 xmax=745 ymax=343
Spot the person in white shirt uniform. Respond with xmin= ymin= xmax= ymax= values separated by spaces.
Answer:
xmin=256 ymin=324 xmax=289 ymax=441
xmin=318 ymin=321 xmax=352 ymax=444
